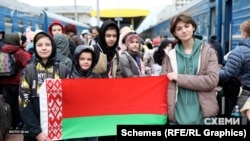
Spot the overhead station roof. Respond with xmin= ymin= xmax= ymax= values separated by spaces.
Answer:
xmin=90 ymin=9 xmax=149 ymax=17
xmin=90 ymin=9 xmax=149 ymax=30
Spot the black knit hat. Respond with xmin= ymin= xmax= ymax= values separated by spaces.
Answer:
xmin=21 ymin=35 xmax=27 ymax=46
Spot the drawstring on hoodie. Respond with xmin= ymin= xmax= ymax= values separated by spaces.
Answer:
xmin=184 ymin=56 xmax=195 ymax=105
xmin=184 ymin=56 xmax=195 ymax=74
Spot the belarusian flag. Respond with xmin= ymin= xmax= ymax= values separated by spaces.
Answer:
xmin=40 ymin=76 xmax=168 ymax=140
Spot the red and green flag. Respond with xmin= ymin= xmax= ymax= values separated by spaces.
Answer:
xmin=39 ymin=76 xmax=168 ymax=140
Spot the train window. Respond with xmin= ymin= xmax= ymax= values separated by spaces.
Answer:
xmin=4 ymin=17 xmax=13 ymax=33
xmin=197 ymin=16 xmax=201 ymax=34
xmin=35 ymin=23 xmax=39 ymax=30
xmin=203 ymin=14 xmax=208 ymax=37
xmin=27 ymin=21 xmax=32 ymax=28
xmin=18 ymin=20 xmax=24 ymax=33
xmin=35 ymin=23 xmax=44 ymax=31
xmin=39 ymin=24 xmax=44 ymax=30
xmin=4 ymin=17 xmax=11 ymax=23
xmin=210 ymin=7 xmax=216 ymax=35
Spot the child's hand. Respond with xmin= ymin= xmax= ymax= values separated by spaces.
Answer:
xmin=167 ymin=72 xmax=178 ymax=81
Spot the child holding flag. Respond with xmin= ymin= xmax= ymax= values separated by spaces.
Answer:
xmin=19 ymin=32 xmax=70 ymax=141
xmin=162 ymin=13 xmax=219 ymax=125
xmin=68 ymin=45 xmax=101 ymax=141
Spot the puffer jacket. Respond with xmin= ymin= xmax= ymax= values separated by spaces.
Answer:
xmin=220 ymin=37 xmax=250 ymax=87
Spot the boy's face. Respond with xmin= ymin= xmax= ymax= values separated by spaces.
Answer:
xmin=105 ymin=29 xmax=117 ymax=47
xmin=35 ymin=37 xmax=52 ymax=61
xmin=79 ymin=52 xmax=92 ymax=71
xmin=127 ymin=38 xmax=140 ymax=52
xmin=51 ymin=25 xmax=62 ymax=35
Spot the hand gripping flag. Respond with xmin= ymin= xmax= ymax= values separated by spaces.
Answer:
xmin=39 ymin=76 xmax=168 ymax=140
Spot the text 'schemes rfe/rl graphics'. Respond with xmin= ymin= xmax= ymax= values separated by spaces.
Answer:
xmin=117 ymin=124 xmax=249 ymax=141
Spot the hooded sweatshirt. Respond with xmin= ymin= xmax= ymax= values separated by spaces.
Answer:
xmin=53 ymin=33 xmax=73 ymax=68
xmin=71 ymin=45 xmax=101 ymax=78
xmin=174 ymin=38 xmax=203 ymax=124
xmin=92 ymin=20 xmax=122 ymax=78
xmin=53 ymin=33 xmax=72 ymax=58
xmin=97 ymin=20 xmax=120 ymax=62
xmin=33 ymin=32 xmax=57 ymax=63
xmin=19 ymin=32 xmax=70 ymax=138
xmin=48 ymin=20 xmax=64 ymax=36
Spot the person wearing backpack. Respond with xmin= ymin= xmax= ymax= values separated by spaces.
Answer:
xmin=0 ymin=33 xmax=29 ymax=130
xmin=19 ymin=32 xmax=70 ymax=141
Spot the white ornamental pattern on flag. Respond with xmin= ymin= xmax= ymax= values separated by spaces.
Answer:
xmin=40 ymin=79 xmax=63 ymax=140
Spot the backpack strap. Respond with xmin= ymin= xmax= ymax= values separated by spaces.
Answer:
xmin=25 ymin=63 xmax=38 ymax=97
xmin=26 ymin=63 xmax=35 ymax=88
xmin=96 ymin=43 xmax=103 ymax=53
xmin=115 ymin=48 xmax=120 ymax=65
xmin=93 ymin=44 xmax=101 ymax=61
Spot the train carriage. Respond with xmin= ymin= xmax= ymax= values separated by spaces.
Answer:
xmin=139 ymin=0 xmax=250 ymax=60
xmin=0 ymin=0 xmax=90 ymax=35
xmin=0 ymin=0 xmax=44 ymax=33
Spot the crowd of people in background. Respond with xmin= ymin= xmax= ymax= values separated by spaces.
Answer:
xmin=1 ymin=12 xmax=250 ymax=141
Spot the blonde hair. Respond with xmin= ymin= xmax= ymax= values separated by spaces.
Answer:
xmin=240 ymin=19 xmax=250 ymax=37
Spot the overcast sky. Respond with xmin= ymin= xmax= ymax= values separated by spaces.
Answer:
xmin=18 ymin=0 xmax=173 ymax=11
